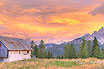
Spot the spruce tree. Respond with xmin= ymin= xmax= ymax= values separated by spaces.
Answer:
xmin=31 ymin=41 xmax=34 ymax=49
xmin=78 ymin=41 xmax=83 ymax=58
xmin=56 ymin=54 xmax=58 ymax=59
xmin=38 ymin=40 xmax=45 ymax=59
xmin=50 ymin=51 xmax=53 ymax=58
xmin=88 ymin=40 xmax=91 ymax=57
xmin=31 ymin=41 xmax=35 ymax=55
xmin=69 ymin=44 xmax=72 ymax=59
xmin=99 ymin=49 xmax=104 ymax=59
xmin=58 ymin=54 xmax=61 ymax=59
xmin=71 ymin=44 xmax=77 ymax=59
xmin=64 ymin=43 xmax=70 ymax=59
xmin=92 ymin=45 xmax=100 ymax=58
xmin=48 ymin=50 xmax=51 ymax=59
xmin=92 ymin=37 xmax=99 ymax=56
xmin=61 ymin=55 xmax=64 ymax=59
xmin=78 ymin=39 xmax=84 ymax=58
xmin=56 ymin=54 xmax=61 ymax=59
xmin=34 ymin=44 xmax=38 ymax=58
xmin=81 ymin=44 xmax=89 ymax=58
xmin=44 ymin=49 xmax=47 ymax=58
xmin=78 ymin=39 xmax=89 ymax=58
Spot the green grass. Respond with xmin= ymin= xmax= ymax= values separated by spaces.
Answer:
xmin=54 ymin=61 xmax=79 ymax=67
xmin=0 ymin=58 xmax=103 ymax=69
xmin=44 ymin=60 xmax=80 ymax=67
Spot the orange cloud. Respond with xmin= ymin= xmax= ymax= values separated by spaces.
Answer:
xmin=0 ymin=0 xmax=104 ymax=43
xmin=47 ymin=18 xmax=80 ymax=25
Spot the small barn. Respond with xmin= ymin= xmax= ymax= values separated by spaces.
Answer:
xmin=0 ymin=36 xmax=32 ymax=62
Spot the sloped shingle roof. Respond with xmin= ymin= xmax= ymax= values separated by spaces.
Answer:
xmin=0 ymin=36 xmax=32 ymax=51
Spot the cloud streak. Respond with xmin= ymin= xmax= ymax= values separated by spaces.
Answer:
xmin=0 ymin=0 xmax=104 ymax=43
xmin=90 ymin=3 xmax=104 ymax=15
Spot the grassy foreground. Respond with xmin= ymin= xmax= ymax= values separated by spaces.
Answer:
xmin=0 ymin=58 xmax=104 ymax=69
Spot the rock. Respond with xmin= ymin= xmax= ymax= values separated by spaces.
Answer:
xmin=32 ymin=55 xmax=36 ymax=59
xmin=97 ymin=61 xmax=103 ymax=64
xmin=76 ymin=60 xmax=80 ymax=62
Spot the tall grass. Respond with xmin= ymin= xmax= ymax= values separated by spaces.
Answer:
xmin=0 ymin=58 xmax=104 ymax=69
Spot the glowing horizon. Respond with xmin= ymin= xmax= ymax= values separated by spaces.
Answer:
xmin=0 ymin=0 xmax=104 ymax=44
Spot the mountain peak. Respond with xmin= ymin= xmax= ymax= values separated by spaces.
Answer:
xmin=71 ymin=27 xmax=104 ymax=45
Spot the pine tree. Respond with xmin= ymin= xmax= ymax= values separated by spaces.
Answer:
xmin=78 ymin=41 xmax=83 ymax=58
xmin=56 ymin=54 xmax=58 ymax=59
xmin=31 ymin=41 xmax=35 ymax=55
xmin=58 ymin=54 xmax=61 ymax=59
xmin=44 ymin=49 xmax=47 ymax=58
xmin=78 ymin=39 xmax=84 ymax=58
xmin=99 ymin=49 xmax=104 ymax=59
xmin=61 ymin=55 xmax=64 ymax=59
xmin=38 ymin=40 xmax=46 ymax=59
xmin=92 ymin=45 xmax=100 ymax=58
xmin=81 ymin=44 xmax=89 ymax=58
xmin=92 ymin=37 xmax=99 ymax=56
xmin=71 ymin=44 xmax=77 ymax=59
xmin=34 ymin=44 xmax=38 ymax=58
xmin=48 ymin=50 xmax=51 ymax=59
xmin=31 ymin=41 xmax=34 ymax=49
xmin=69 ymin=44 xmax=72 ymax=59
xmin=56 ymin=54 xmax=61 ymax=59
xmin=78 ymin=39 xmax=89 ymax=58
xmin=50 ymin=51 xmax=53 ymax=58
xmin=64 ymin=43 xmax=70 ymax=59
xmin=88 ymin=40 xmax=91 ymax=57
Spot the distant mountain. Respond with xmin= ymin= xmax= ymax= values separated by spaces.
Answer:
xmin=45 ymin=27 xmax=104 ymax=57
xmin=71 ymin=27 xmax=104 ymax=45
xmin=45 ymin=43 xmax=66 ymax=57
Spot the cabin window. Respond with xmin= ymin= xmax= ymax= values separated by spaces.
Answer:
xmin=19 ymin=51 xmax=21 ymax=54
xmin=27 ymin=51 xmax=29 ymax=53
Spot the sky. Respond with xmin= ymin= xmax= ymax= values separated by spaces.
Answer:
xmin=0 ymin=0 xmax=104 ymax=44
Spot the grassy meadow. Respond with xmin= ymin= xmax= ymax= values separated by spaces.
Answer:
xmin=0 ymin=58 xmax=104 ymax=69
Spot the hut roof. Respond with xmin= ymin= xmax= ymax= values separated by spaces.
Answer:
xmin=0 ymin=36 xmax=32 ymax=51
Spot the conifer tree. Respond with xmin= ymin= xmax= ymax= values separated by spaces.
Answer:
xmin=56 ymin=54 xmax=61 ymax=59
xmin=31 ymin=41 xmax=34 ymax=49
xmin=34 ymin=44 xmax=38 ymax=58
xmin=99 ymin=49 xmax=104 ymax=59
xmin=88 ymin=40 xmax=91 ymax=57
xmin=50 ymin=51 xmax=53 ymax=58
xmin=92 ymin=37 xmax=99 ymax=56
xmin=64 ymin=43 xmax=70 ymax=59
xmin=78 ymin=41 xmax=83 ymax=58
xmin=93 ymin=45 xmax=100 ymax=58
xmin=31 ymin=41 xmax=35 ymax=55
xmin=61 ymin=55 xmax=64 ymax=59
xmin=58 ymin=54 xmax=61 ymax=59
xmin=71 ymin=44 xmax=77 ymax=58
xmin=48 ymin=50 xmax=51 ymax=59
xmin=56 ymin=55 xmax=59 ymax=59
xmin=38 ymin=40 xmax=45 ymax=58
xmin=44 ymin=49 xmax=47 ymax=58
xmin=68 ymin=44 xmax=72 ymax=59
xmin=78 ymin=39 xmax=89 ymax=58
xmin=81 ymin=44 xmax=89 ymax=58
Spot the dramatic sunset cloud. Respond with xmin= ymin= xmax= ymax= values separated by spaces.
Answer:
xmin=0 ymin=0 xmax=104 ymax=44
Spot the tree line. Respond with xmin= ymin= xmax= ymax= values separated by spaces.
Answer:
xmin=64 ymin=37 xmax=104 ymax=59
xmin=31 ymin=37 xmax=104 ymax=59
xmin=31 ymin=40 xmax=53 ymax=59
